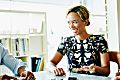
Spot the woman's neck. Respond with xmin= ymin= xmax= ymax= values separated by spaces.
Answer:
xmin=76 ymin=31 xmax=90 ymax=40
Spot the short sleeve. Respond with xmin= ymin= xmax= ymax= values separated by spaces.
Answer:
xmin=57 ymin=37 xmax=68 ymax=55
xmin=98 ymin=36 xmax=108 ymax=53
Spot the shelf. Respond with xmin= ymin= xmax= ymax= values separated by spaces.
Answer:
xmin=29 ymin=33 xmax=44 ymax=36
xmin=14 ymin=55 xmax=28 ymax=58
xmin=15 ymin=55 xmax=29 ymax=62
xmin=0 ymin=34 xmax=29 ymax=38
xmin=0 ymin=34 xmax=11 ymax=38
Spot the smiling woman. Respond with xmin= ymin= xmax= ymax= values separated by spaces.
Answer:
xmin=46 ymin=5 xmax=110 ymax=77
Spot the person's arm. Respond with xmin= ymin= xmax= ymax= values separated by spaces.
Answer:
xmin=1 ymin=46 xmax=27 ymax=75
xmin=46 ymin=52 xmax=66 ymax=76
xmin=94 ymin=52 xmax=110 ymax=76
xmin=0 ymin=44 xmax=35 ymax=79
xmin=93 ymin=36 xmax=110 ymax=76
xmin=50 ymin=52 xmax=63 ymax=65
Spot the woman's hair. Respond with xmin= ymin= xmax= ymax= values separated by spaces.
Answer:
xmin=67 ymin=5 xmax=90 ymax=26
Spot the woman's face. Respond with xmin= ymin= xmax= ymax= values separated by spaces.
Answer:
xmin=67 ymin=12 xmax=86 ymax=35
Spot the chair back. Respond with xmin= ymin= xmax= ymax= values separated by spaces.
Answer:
xmin=108 ymin=51 xmax=120 ymax=69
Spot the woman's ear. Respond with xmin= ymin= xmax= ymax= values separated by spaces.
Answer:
xmin=84 ymin=19 xmax=90 ymax=26
xmin=83 ymin=20 xmax=87 ymax=26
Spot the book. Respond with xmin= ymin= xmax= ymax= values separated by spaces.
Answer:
xmin=35 ymin=59 xmax=41 ymax=72
xmin=39 ymin=57 xmax=44 ymax=71
xmin=31 ymin=57 xmax=42 ymax=72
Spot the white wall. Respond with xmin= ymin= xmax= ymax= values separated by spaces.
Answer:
xmin=107 ymin=0 xmax=119 ymax=51
xmin=2 ymin=0 xmax=80 ymax=6
xmin=117 ymin=0 xmax=120 ymax=51
xmin=0 ymin=1 xmax=70 ymax=68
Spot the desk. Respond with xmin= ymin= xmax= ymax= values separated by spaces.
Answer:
xmin=33 ymin=71 xmax=111 ymax=80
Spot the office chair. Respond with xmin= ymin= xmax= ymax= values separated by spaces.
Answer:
xmin=108 ymin=51 xmax=120 ymax=69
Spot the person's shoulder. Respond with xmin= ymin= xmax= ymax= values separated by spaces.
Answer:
xmin=90 ymin=34 xmax=104 ymax=38
xmin=89 ymin=34 xmax=105 ymax=40
xmin=63 ymin=36 xmax=75 ymax=41
xmin=0 ymin=43 xmax=4 ymax=49
xmin=90 ymin=34 xmax=104 ymax=37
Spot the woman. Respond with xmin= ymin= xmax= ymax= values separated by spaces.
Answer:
xmin=46 ymin=5 xmax=110 ymax=76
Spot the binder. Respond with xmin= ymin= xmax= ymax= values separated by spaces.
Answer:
xmin=31 ymin=57 xmax=42 ymax=72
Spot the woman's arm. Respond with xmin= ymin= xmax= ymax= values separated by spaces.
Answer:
xmin=94 ymin=52 xmax=110 ymax=76
xmin=46 ymin=52 xmax=66 ymax=76
xmin=50 ymin=52 xmax=64 ymax=65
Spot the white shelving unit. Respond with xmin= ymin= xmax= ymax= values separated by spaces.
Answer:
xmin=0 ymin=0 xmax=49 ymax=71
xmin=0 ymin=11 xmax=47 ymax=67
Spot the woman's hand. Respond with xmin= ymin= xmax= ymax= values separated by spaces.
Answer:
xmin=81 ymin=64 xmax=95 ymax=72
xmin=53 ymin=68 xmax=66 ymax=76
xmin=77 ymin=64 xmax=95 ymax=72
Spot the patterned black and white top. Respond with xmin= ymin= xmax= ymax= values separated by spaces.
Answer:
xmin=57 ymin=35 xmax=108 ymax=73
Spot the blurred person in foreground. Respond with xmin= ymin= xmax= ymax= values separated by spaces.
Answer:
xmin=0 ymin=43 xmax=35 ymax=80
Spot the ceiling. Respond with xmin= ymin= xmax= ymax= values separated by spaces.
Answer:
xmin=2 ymin=0 xmax=80 ymax=6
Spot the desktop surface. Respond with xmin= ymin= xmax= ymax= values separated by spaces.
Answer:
xmin=33 ymin=71 xmax=111 ymax=80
